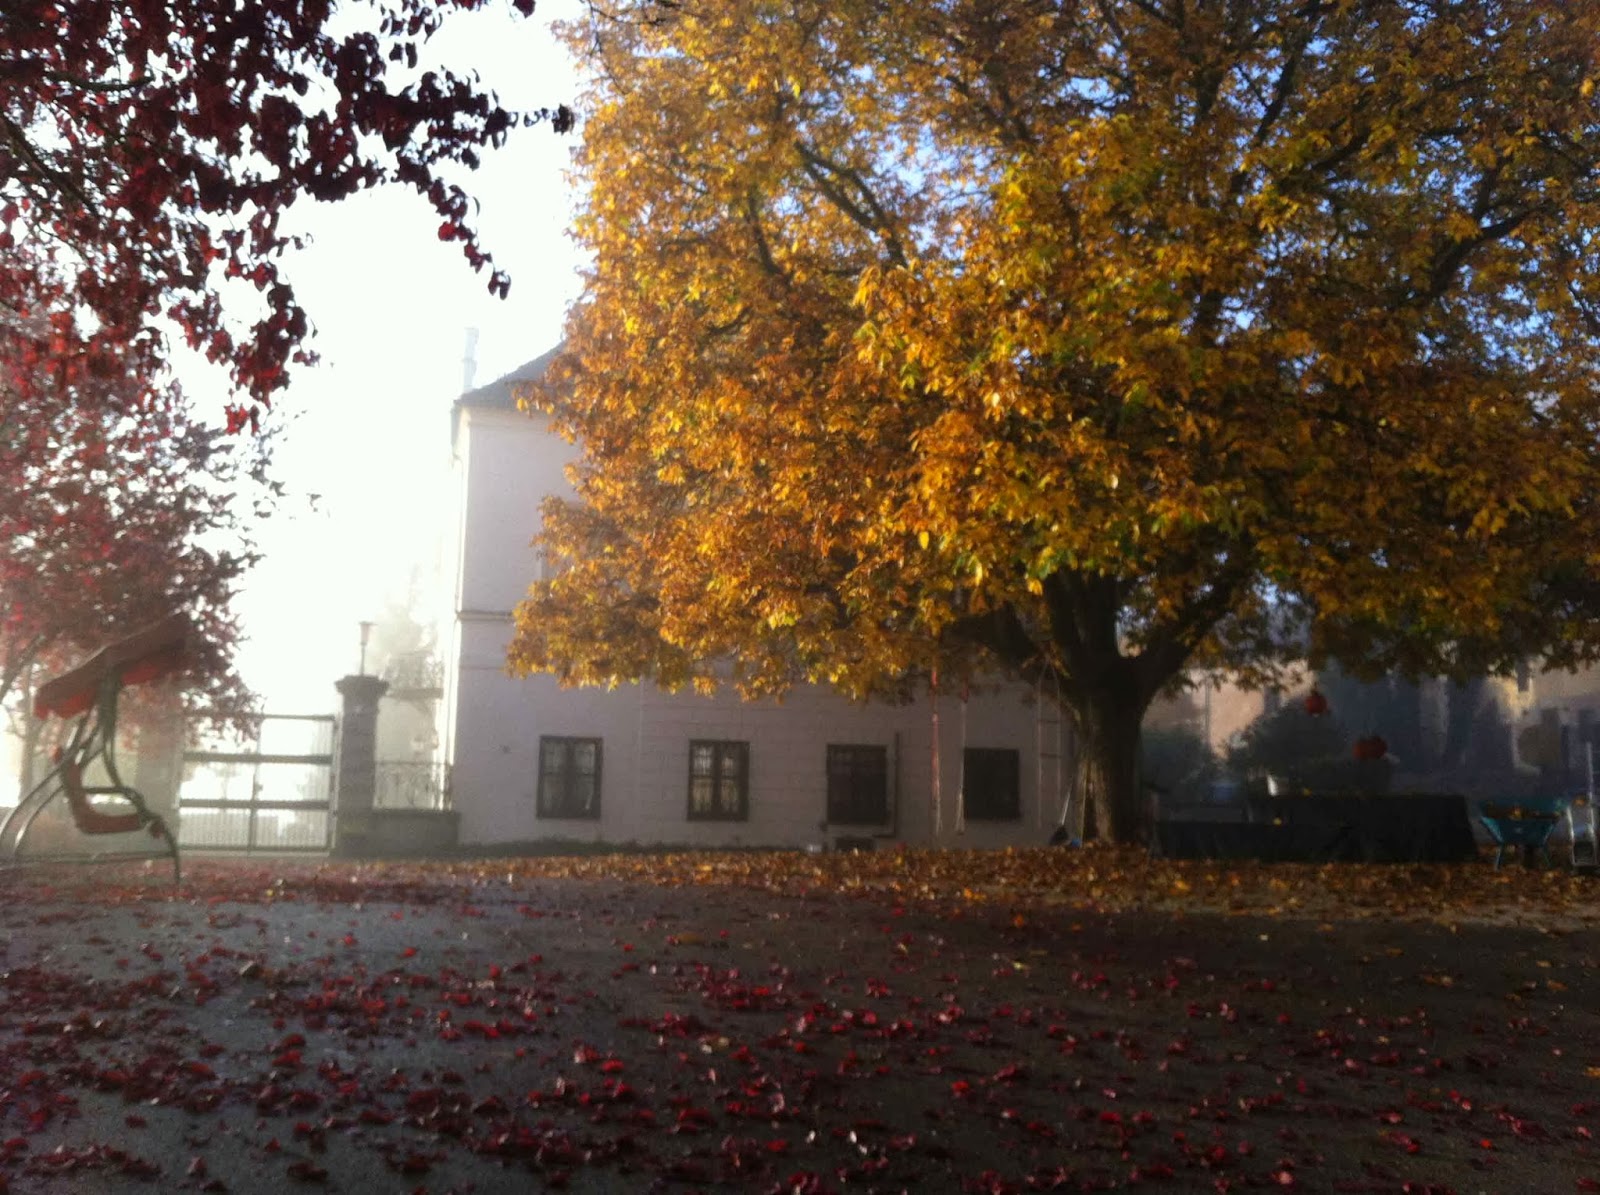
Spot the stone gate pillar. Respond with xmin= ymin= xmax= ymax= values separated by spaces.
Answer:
xmin=333 ymin=674 xmax=388 ymax=857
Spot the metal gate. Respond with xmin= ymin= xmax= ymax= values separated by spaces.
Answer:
xmin=178 ymin=714 xmax=336 ymax=852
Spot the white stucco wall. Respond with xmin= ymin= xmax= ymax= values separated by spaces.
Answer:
xmin=452 ymin=610 xmax=1053 ymax=847
xmin=457 ymin=405 xmax=575 ymax=615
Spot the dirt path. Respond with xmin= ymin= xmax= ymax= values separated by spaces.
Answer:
xmin=0 ymin=852 xmax=1595 ymax=1193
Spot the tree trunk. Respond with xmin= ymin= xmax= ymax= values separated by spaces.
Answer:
xmin=983 ymin=573 xmax=1218 ymax=845
xmin=16 ymin=681 xmax=44 ymax=803
xmin=1067 ymin=693 xmax=1147 ymax=843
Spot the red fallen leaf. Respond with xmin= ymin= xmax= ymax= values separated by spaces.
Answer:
xmin=286 ymin=1160 xmax=327 ymax=1182
xmin=1382 ymin=1131 xmax=1422 ymax=1154
xmin=118 ymin=1153 xmax=161 ymax=1179
xmin=400 ymin=947 xmax=417 ymax=958
xmin=125 ymin=1114 xmax=146 ymax=1128
xmin=1575 ymin=1180 xmax=1599 ymax=1191
xmin=673 ymin=1106 xmax=714 ymax=1133
xmin=185 ymin=1061 xmax=216 ymax=1079
xmin=1130 ymin=1163 xmax=1175 ymax=1180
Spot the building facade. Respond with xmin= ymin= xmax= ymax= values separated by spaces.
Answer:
xmin=440 ymin=352 xmax=1070 ymax=850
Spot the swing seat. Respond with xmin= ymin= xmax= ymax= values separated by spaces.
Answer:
xmin=2 ymin=614 xmax=190 ymax=881
xmin=60 ymin=761 xmax=165 ymax=838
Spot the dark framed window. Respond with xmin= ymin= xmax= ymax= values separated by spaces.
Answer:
xmin=537 ymin=736 xmax=601 ymax=819
xmin=688 ymin=740 xmax=749 ymax=821
xmin=826 ymin=744 xmax=888 ymax=825
xmin=963 ymin=748 xmax=1021 ymax=821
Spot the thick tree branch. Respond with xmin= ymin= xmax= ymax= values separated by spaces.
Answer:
xmin=792 ymin=139 xmax=908 ymax=267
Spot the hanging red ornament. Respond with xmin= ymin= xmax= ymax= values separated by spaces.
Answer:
xmin=1304 ymin=688 xmax=1329 ymax=716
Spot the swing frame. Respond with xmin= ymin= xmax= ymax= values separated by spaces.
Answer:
xmin=0 ymin=615 xmax=189 ymax=882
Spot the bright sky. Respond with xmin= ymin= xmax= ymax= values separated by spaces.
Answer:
xmin=223 ymin=0 xmax=586 ymax=711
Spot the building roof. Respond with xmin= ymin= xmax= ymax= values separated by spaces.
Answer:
xmin=457 ymin=344 xmax=563 ymax=411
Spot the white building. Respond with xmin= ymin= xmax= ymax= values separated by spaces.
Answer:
xmin=440 ymin=350 xmax=1069 ymax=850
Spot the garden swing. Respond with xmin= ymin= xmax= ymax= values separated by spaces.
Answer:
xmin=0 ymin=614 xmax=189 ymax=883
xmin=930 ymin=668 xmax=1074 ymax=842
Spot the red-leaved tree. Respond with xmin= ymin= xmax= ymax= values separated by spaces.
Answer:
xmin=1 ymin=0 xmax=566 ymax=420
xmin=1 ymin=253 xmax=265 ymax=791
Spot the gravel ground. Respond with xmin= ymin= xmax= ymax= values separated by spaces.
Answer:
xmin=0 ymin=852 xmax=1595 ymax=1194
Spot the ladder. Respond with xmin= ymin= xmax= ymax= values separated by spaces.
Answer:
xmin=1569 ymin=798 xmax=1597 ymax=872
xmin=1572 ymin=745 xmax=1598 ymax=872
xmin=1035 ymin=669 xmax=1074 ymax=841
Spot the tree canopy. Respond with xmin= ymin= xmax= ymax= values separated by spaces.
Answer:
xmin=510 ymin=0 xmax=1600 ymax=840
xmin=1 ymin=0 xmax=566 ymax=418
xmin=1 ymin=260 xmax=263 ymax=768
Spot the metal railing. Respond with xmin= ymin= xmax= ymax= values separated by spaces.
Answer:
xmin=381 ymin=653 xmax=443 ymax=696
xmin=374 ymin=761 xmax=451 ymax=810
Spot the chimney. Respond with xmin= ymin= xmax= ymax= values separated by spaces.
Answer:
xmin=461 ymin=327 xmax=479 ymax=393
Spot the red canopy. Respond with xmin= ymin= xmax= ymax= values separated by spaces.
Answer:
xmin=33 ymin=613 xmax=191 ymax=720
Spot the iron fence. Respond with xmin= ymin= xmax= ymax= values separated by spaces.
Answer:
xmin=374 ymin=761 xmax=451 ymax=810
xmin=178 ymin=713 xmax=335 ymax=852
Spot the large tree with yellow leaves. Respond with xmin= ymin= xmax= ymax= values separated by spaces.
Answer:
xmin=510 ymin=0 xmax=1600 ymax=841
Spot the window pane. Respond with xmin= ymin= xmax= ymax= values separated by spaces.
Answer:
xmin=538 ymin=737 xmax=601 ymax=819
xmin=827 ymin=744 xmax=887 ymax=824
xmin=541 ymin=741 xmax=565 ymax=774
xmin=688 ymin=740 xmax=748 ymax=820
xmin=574 ymin=741 xmax=596 ymax=774
xmin=691 ymin=744 xmax=715 ymax=778
xmin=964 ymin=748 xmax=1020 ymax=820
